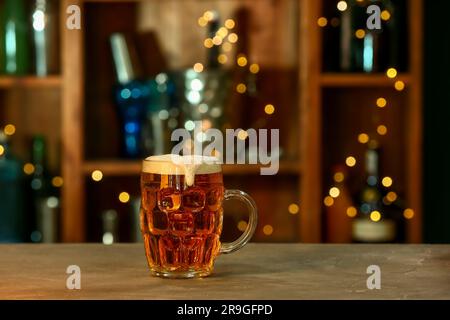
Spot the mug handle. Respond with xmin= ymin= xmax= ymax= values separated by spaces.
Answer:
xmin=220 ymin=190 xmax=258 ymax=254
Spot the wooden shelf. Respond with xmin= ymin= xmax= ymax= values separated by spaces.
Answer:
xmin=82 ymin=160 xmax=301 ymax=176
xmin=320 ymin=73 xmax=411 ymax=87
xmin=0 ymin=76 xmax=62 ymax=88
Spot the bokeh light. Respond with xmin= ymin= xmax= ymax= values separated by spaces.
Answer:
xmin=119 ymin=192 xmax=130 ymax=203
xmin=403 ymin=208 xmax=415 ymax=219
xmin=23 ymin=163 xmax=35 ymax=175
xmin=329 ymin=187 xmax=340 ymax=198
xmin=193 ymin=63 xmax=204 ymax=73
xmin=288 ymin=203 xmax=299 ymax=215
xmin=4 ymin=124 xmax=16 ymax=136
xmin=345 ymin=156 xmax=356 ymax=167
xmin=386 ymin=67 xmax=398 ymax=79
xmin=382 ymin=176 xmax=393 ymax=187
xmin=263 ymin=225 xmax=273 ymax=236
xmin=346 ymin=206 xmax=357 ymax=218
xmin=264 ymin=104 xmax=275 ymax=115
xmin=370 ymin=211 xmax=381 ymax=222
xmin=91 ymin=170 xmax=103 ymax=182
xmin=337 ymin=1 xmax=348 ymax=11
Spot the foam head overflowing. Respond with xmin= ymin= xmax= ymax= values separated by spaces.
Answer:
xmin=142 ymin=154 xmax=222 ymax=186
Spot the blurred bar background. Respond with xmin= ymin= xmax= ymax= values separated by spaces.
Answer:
xmin=0 ymin=0 xmax=448 ymax=244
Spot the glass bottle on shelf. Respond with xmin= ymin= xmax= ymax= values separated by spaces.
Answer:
xmin=0 ymin=0 xmax=30 ymax=75
xmin=31 ymin=0 xmax=59 ymax=76
xmin=110 ymin=33 xmax=150 ymax=158
xmin=0 ymin=132 xmax=26 ymax=242
xmin=352 ymin=144 xmax=397 ymax=243
xmin=29 ymin=135 xmax=59 ymax=243
xmin=339 ymin=0 xmax=399 ymax=73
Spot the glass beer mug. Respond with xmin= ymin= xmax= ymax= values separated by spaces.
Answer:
xmin=140 ymin=155 xmax=258 ymax=278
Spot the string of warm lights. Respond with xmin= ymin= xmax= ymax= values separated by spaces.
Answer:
xmin=319 ymin=1 xmax=415 ymax=224
xmin=199 ymin=11 xmax=298 ymax=236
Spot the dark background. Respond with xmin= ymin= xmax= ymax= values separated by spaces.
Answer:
xmin=424 ymin=0 xmax=450 ymax=242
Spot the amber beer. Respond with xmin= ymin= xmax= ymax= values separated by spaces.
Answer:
xmin=140 ymin=155 xmax=257 ymax=278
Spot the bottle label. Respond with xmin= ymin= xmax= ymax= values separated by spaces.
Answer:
xmin=352 ymin=219 xmax=396 ymax=243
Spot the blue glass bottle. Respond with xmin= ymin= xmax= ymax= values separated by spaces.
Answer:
xmin=0 ymin=132 xmax=25 ymax=242
xmin=110 ymin=33 xmax=149 ymax=158
xmin=114 ymin=80 xmax=150 ymax=158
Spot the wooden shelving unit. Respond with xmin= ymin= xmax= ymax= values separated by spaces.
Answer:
xmin=320 ymin=73 xmax=411 ymax=87
xmin=0 ymin=76 xmax=62 ymax=88
xmin=82 ymin=160 xmax=301 ymax=176
xmin=299 ymin=0 xmax=423 ymax=243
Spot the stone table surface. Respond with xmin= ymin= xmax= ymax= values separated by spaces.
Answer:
xmin=0 ymin=244 xmax=449 ymax=300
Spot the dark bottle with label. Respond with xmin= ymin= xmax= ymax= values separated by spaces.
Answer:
xmin=352 ymin=146 xmax=397 ymax=243
xmin=29 ymin=135 xmax=59 ymax=243
xmin=0 ymin=132 xmax=26 ymax=242
xmin=110 ymin=33 xmax=150 ymax=158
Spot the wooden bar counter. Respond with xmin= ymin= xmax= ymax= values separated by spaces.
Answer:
xmin=0 ymin=244 xmax=449 ymax=300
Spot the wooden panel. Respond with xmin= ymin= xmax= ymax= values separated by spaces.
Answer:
xmin=61 ymin=0 xmax=85 ymax=242
xmin=299 ymin=0 xmax=322 ymax=242
xmin=405 ymin=0 xmax=423 ymax=243
xmin=82 ymin=160 xmax=300 ymax=176
xmin=320 ymin=73 xmax=411 ymax=87
xmin=0 ymin=76 xmax=61 ymax=88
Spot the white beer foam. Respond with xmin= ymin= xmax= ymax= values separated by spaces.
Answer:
xmin=142 ymin=154 xmax=221 ymax=186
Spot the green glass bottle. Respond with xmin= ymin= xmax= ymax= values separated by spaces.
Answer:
xmin=0 ymin=132 xmax=26 ymax=242
xmin=29 ymin=135 xmax=59 ymax=243
xmin=0 ymin=0 xmax=30 ymax=75
xmin=30 ymin=136 xmax=50 ymax=198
